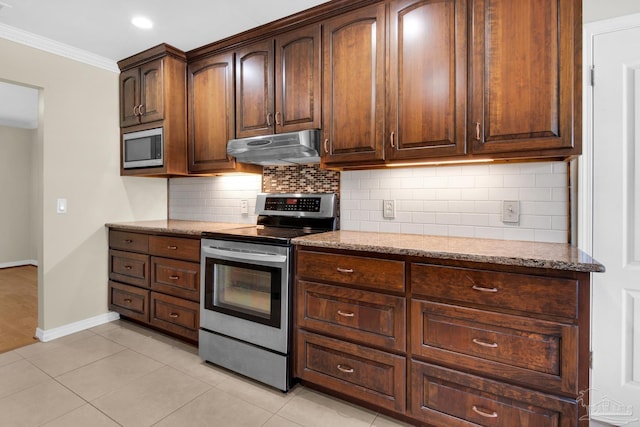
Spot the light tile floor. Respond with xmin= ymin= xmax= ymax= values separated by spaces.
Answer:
xmin=0 ymin=320 xmax=414 ymax=427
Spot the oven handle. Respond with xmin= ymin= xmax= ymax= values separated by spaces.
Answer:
xmin=202 ymin=246 xmax=287 ymax=264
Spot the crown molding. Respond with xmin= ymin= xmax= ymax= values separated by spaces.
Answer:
xmin=0 ymin=23 xmax=118 ymax=73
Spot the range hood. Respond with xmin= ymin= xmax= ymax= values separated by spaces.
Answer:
xmin=227 ymin=129 xmax=320 ymax=166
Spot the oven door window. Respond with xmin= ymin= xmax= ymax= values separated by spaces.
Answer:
xmin=204 ymin=258 xmax=281 ymax=328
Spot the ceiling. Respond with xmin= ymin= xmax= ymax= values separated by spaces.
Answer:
xmin=0 ymin=0 xmax=328 ymax=129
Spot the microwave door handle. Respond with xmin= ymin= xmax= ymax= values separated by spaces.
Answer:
xmin=203 ymin=247 xmax=287 ymax=264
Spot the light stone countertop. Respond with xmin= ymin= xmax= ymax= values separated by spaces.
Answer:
xmin=105 ymin=219 xmax=251 ymax=236
xmin=292 ymin=230 xmax=605 ymax=273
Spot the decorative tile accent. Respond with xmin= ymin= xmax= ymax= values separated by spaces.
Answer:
xmin=262 ymin=164 xmax=340 ymax=194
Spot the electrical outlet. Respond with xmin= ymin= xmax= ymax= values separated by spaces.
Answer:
xmin=502 ymin=200 xmax=520 ymax=223
xmin=240 ymin=200 xmax=248 ymax=214
xmin=383 ymin=200 xmax=395 ymax=219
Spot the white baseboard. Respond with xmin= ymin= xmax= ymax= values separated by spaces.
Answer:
xmin=35 ymin=312 xmax=120 ymax=342
xmin=0 ymin=260 xmax=38 ymax=268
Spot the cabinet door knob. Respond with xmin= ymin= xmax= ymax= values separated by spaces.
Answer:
xmin=324 ymin=139 xmax=329 ymax=154
xmin=169 ymin=275 xmax=180 ymax=280
xmin=139 ymin=104 xmax=145 ymax=115
xmin=169 ymin=312 xmax=179 ymax=318
xmin=123 ymin=298 xmax=132 ymax=303
xmin=133 ymin=105 xmax=140 ymax=117
xmin=124 ymin=265 xmax=133 ymax=270
xmin=475 ymin=122 xmax=481 ymax=141
xmin=336 ymin=267 xmax=354 ymax=274
xmin=266 ymin=112 xmax=273 ymax=127
xmin=472 ymin=405 xmax=498 ymax=418
xmin=275 ymin=111 xmax=281 ymax=126
xmin=390 ymin=131 xmax=396 ymax=148
xmin=336 ymin=364 xmax=354 ymax=374
xmin=167 ymin=245 xmax=178 ymax=250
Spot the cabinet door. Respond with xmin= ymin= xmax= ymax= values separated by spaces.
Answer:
xmin=139 ymin=59 xmax=164 ymax=124
xmin=188 ymin=52 xmax=237 ymax=172
xmin=322 ymin=3 xmax=386 ymax=166
xmin=469 ymin=0 xmax=578 ymax=155
xmin=275 ymin=24 xmax=321 ymax=133
xmin=119 ymin=68 xmax=140 ymax=127
xmin=387 ymin=0 xmax=467 ymax=161
xmin=236 ymin=39 xmax=275 ymax=138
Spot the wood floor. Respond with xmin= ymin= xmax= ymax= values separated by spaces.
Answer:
xmin=0 ymin=265 xmax=38 ymax=353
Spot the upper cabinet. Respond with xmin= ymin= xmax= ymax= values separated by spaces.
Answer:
xmin=469 ymin=0 xmax=579 ymax=157
xmin=120 ymin=59 xmax=164 ymax=127
xmin=118 ymin=44 xmax=188 ymax=176
xmin=321 ymin=3 xmax=386 ymax=166
xmin=386 ymin=0 xmax=467 ymax=161
xmin=235 ymin=24 xmax=321 ymax=139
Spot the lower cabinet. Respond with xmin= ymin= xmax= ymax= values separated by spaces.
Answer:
xmin=294 ymin=246 xmax=591 ymax=427
xmin=108 ymin=228 xmax=200 ymax=342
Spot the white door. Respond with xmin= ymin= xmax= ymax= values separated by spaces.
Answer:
xmin=588 ymin=18 xmax=640 ymax=427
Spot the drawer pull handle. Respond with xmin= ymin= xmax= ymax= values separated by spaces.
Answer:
xmin=337 ymin=364 xmax=354 ymax=374
xmin=169 ymin=313 xmax=179 ymax=318
xmin=167 ymin=245 xmax=178 ymax=250
xmin=124 ymin=265 xmax=133 ymax=270
xmin=337 ymin=310 xmax=355 ymax=318
xmin=472 ymin=405 xmax=498 ymax=418
xmin=472 ymin=285 xmax=498 ymax=293
xmin=169 ymin=275 xmax=180 ymax=280
xmin=123 ymin=298 xmax=132 ymax=303
xmin=472 ymin=338 xmax=498 ymax=348
xmin=124 ymin=239 xmax=133 ymax=244
xmin=336 ymin=267 xmax=354 ymax=274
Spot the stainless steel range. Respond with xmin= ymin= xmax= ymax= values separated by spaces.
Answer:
xmin=199 ymin=193 xmax=338 ymax=391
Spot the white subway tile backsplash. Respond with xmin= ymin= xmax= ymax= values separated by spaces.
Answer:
xmin=341 ymin=161 xmax=570 ymax=243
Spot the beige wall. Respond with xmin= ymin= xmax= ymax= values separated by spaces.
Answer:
xmin=583 ymin=0 xmax=640 ymax=22
xmin=0 ymin=38 xmax=168 ymax=331
xmin=0 ymin=125 xmax=36 ymax=264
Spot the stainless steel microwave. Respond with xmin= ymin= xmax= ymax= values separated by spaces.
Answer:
xmin=122 ymin=127 xmax=163 ymax=169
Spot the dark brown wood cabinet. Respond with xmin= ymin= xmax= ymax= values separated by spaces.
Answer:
xmin=187 ymin=52 xmax=236 ymax=173
xmin=294 ymin=245 xmax=592 ymax=426
xmin=108 ymin=228 xmax=200 ymax=342
xmin=468 ymin=0 xmax=580 ymax=157
xmin=235 ymin=24 xmax=321 ymax=139
xmin=386 ymin=0 xmax=467 ymax=161
xmin=118 ymin=44 xmax=188 ymax=176
xmin=321 ymin=3 xmax=386 ymax=166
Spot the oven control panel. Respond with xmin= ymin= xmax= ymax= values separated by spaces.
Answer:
xmin=264 ymin=197 xmax=321 ymax=212
xmin=256 ymin=193 xmax=337 ymax=218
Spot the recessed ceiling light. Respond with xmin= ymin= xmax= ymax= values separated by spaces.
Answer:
xmin=131 ymin=16 xmax=153 ymax=29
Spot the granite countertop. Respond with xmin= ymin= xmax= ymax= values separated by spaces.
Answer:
xmin=105 ymin=219 xmax=250 ymax=236
xmin=292 ymin=230 xmax=605 ymax=273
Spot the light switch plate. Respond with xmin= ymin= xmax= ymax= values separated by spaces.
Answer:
xmin=383 ymin=200 xmax=395 ymax=219
xmin=56 ymin=198 xmax=67 ymax=214
xmin=502 ymin=200 xmax=519 ymax=223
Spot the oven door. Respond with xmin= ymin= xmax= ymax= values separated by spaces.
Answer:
xmin=200 ymin=238 xmax=291 ymax=353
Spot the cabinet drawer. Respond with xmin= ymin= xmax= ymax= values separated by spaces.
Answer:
xmin=296 ymin=330 xmax=405 ymax=413
xmin=297 ymin=280 xmax=406 ymax=352
xmin=151 ymin=257 xmax=199 ymax=302
xmin=296 ymin=250 xmax=405 ymax=292
xmin=149 ymin=235 xmax=200 ymax=262
xmin=109 ymin=230 xmax=149 ymax=253
xmin=411 ymin=300 xmax=578 ymax=395
xmin=150 ymin=292 xmax=199 ymax=341
xmin=410 ymin=263 xmax=578 ymax=320
xmin=109 ymin=281 xmax=149 ymax=323
xmin=109 ymin=249 xmax=150 ymax=287
xmin=410 ymin=361 xmax=577 ymax=427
